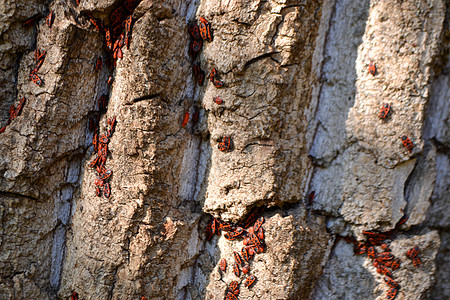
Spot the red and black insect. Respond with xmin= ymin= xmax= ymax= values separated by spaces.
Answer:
xmin=96 ymin=186 xmax=102 ymax=197
xmin=225 ymin=292 xmax=239 ymax=300
xmin=15 ymin=97 xmax=26 ymax=116
xmin=46 ymin=10 xmax=54 ymax=28
xmin=395 ymin=215 xmax=408 ymax=227
xmin=213 ymin=97 xmax=223 ymax=105
xmin=107 ymin=116 xmax=116 ymax=137
xmin=95 ymin=58 xmax=102 ymax=71
xmin=105 ymin=28 xmax=112 ymax=50
xmin=257 ymin=227 xmax=264 ymax=240
xmin=181 ymin=111 xmax=190 ymax=127
xmin=253 ymin=216 xmax=264 ymax=232
xmin=241 ymin=247 xmax=250 ymax=262
xmin=211 ymin=218 xmax=220 ymax=235
xmin=205 ymin=221 xmax=214 ymax=241
xmin=29 ymin=72 xmax=42 ymax=86
xmin=209 ymin=67 xmax=217 ymax=83
xmin=224 ymin=227 xmax=244 ymax=240
xmin=89 ymin=14 xmax=104 ymax=32
xmin=0 ymin=126 xmax=6 ymax=134
xmin=412 ymin=256 xmax=421 ymax=268
xmin=97 ymin=95 xmax=108 ymax=113
xmin=232 ymin=263 xmax=240 ymax=277
xmin=384 ymin=277 xmax=399 ymax=289
xmin=188 ymin=22 xmax=201 ymax=40
xmin=241 ymin=206 xmax=265 ymax=228
xmin=244 ymin=275 xmax=256 ymax=288
xmin=386 ymin=287 xmax=398 ymax=300
xmin=23 ymin=16 xmax=37 ymax=28
xmin=124 ymin=15 xmax=132 ymax=49
xmin=110 ymin=7 xmax=125 ymax=27
xmin=218 ymin=220 xmax=234 ymax=232
xmin=197 ymin=69 xmax=205 ymax=86
xmin=234 ymin=251 xmax=243 ymax=266
xmin=377 ymin=252 xmax=394 ymax=261
xmin=108 ymin=76 xmax=113 ymax=85
xmin=213 ymin=79 xmax=224 ymax=88
xmin=367 ymin=246 xmax=376 ymax=259
xmin=219 ymin=258 xmax=227 ymax=272
xmin=242 ymin=264 xmax=250 ymax=274
xmin=368 ymin=61 xmax=376 ymax=76
xmin=71 ymin=291 xmax=79 ymax=300
xmin=379 ymin=103 xmax=391 ymax=119
xmin=228 ymin=281 xmax=239 ymax=296
xmin=400 ymin=135 xmax=413 ymax=152
xmin=218 ymin=136 xmax=232 ymax=151
xmin=99 ymin=169 xmax=112 ymax=181
xmin=390 ymin=258 xmax=401 ymax=271
xmin=190 ymin=39 xmax=203 ymax=54
xmin=406 ymin=246 xmax=420 ymax=259
xmin=198 ymin=17 xmax=212 ymax=42
xmin=377 ymin=264 xmax=392 ymax=278
xmin=104 ymin=182 xmax=111 ymax=198
xmin=34 ymin=49 xmax=46 ymax=62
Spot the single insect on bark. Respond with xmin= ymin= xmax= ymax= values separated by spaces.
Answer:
xmin=400 ymin=135 xmax=413 ymax=152
xmin=244 ymin=275 xmax=256 ymax=288
xmin=368 ymin=61 xmax=376 ymax=76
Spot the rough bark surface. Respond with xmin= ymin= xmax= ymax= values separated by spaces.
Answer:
xmin=0 ymin=0 xmax=448 ymax=300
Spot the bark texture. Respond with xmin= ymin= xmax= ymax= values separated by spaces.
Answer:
xmin=0 ymin=0 xmax=448 ymax=299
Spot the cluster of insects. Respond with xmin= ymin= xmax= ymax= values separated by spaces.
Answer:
xmin=343 ymin=215 xmax=423 ymax=299
xmin=185 ymin=17 xmax=232 ymax=150
xmin=369 ymin=62 xmax=414 ymax=153
xmin=205 ymin=206 xmax=266 ymax=299
xmin=89 ymin=116 xmax=116 ymax=198
xmin=87 ymin=0 xmax=137 ymax=72
xmin=0 ymin=97 xmax=26 ymax=134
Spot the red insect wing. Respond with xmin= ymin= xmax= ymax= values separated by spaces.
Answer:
xmin=257 ymin=227 xmax=264 ymax=240
xmin=96 ymin=58 xmax=102 ymax=71
xmin=400 ymin=136 xmax=413 ymax=151
xmin=213 ymin=79 xmax=224 ymax=88
xmin=228 ymin=281 xmax=239 ymax=294
xmin=384 ymin=277 xmax=399 ymax=288
xmin=181 ymin=111 xmax=190 ymax=127
xmin=46 ymin=11 xmax=54 ymax=28
xmin=386 ymin=287 xmax=398 ymax=300
xmin=198 ymin=70 xmax=205 ymax=86
xmin=241 ymin=247 xmax=249 ymax=262
xmin=205 ymin=222 xmax=213 ymax=241
xmin=199 ymin=17 xmax=209 ymax=25
xmin=188 ymin=23 xmax=200 ymax=40
xmin=213 ymin=97 xmax=223 ymax=105
xmin=412 ymin=256 xmax=421 ymax=268
xmin=253 ymin=216 xmax=264 ymax=232
xmin=406 ymin=246 xmax=420 ymax=259
xmin=234 ymin=251 xmax=243 ymax=266
xmin=368 ymin=61 xmax=376 ymax=76
xmin=367 ymin=246 xmax=376 ymax=259
xmin=29 ymin=72 xmax=42 ymax=86
xmin=72 ymin=291 xmax=79 ymax=300
xmin=377 ymin=252 xmax=394 ymax=261
xmin=242 ymin=264 xmax=250 ymax=274
xmin=0 ymin=126 xmax=6 ymax=134
xmin=104 ymin=182 xmax=111 ymax=198
xmin=192 ymin=39 xmax=203 ymax=52
xmin=96 ymin=186 xmax=102 ymax=197
xmin=232 ymin=263 xmax=240 ymax=277
xmin=244 ymin=275 xmax=256 ymax=287
xmin=379 ymin=103 xmax=390 ymax=119
xmin=209 ymin=68 xmax=216 ymax=82
xmin=110 ymin=7 xmax=124 ymax=26
xmin=219 ymin=258 xmax=227 ymax=271
xmin=198 ymin=22 xmax=207 ymax=40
